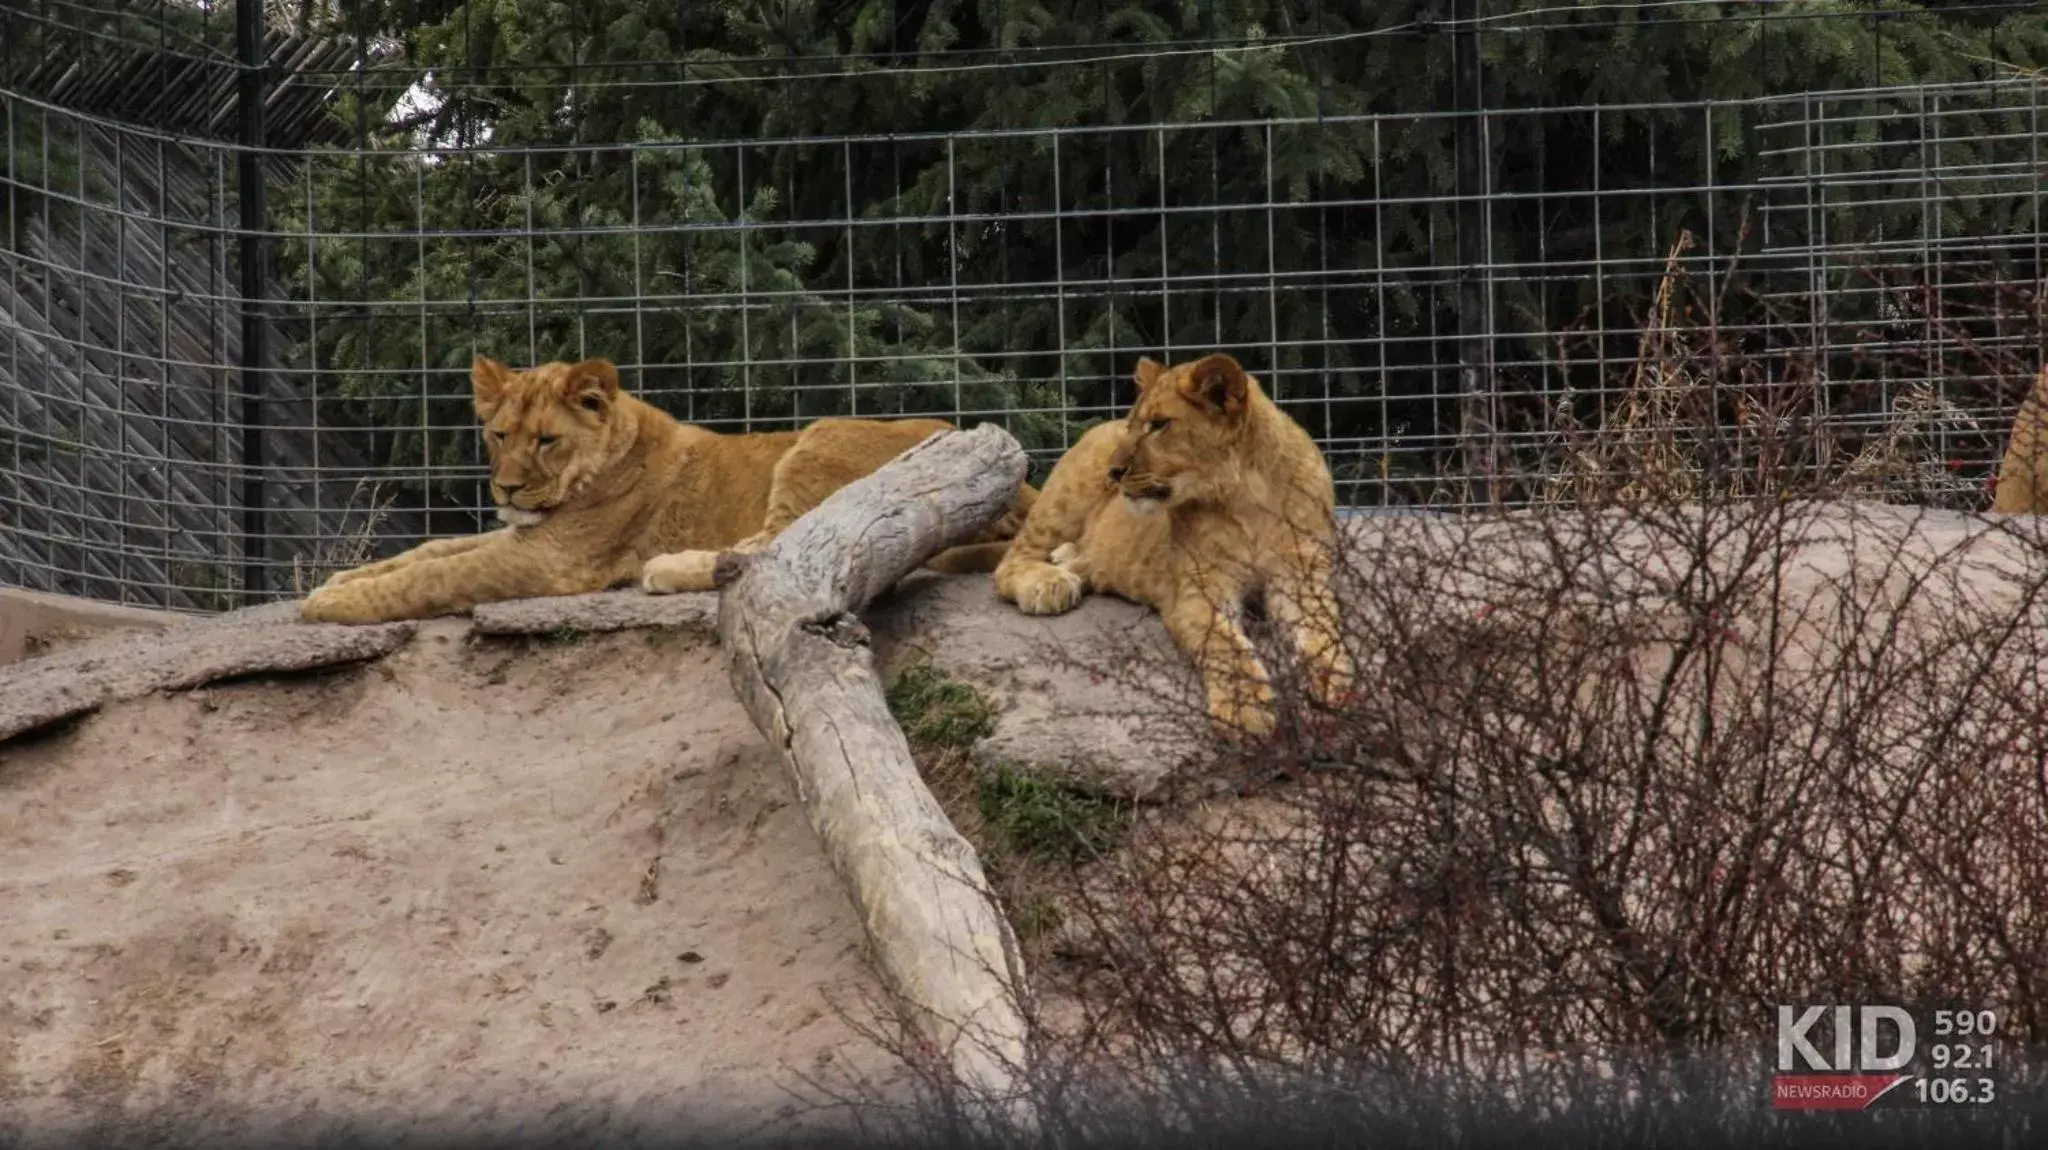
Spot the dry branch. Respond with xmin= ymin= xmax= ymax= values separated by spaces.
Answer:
xmin=714 ymin=425 xmax=1034 ymax=1112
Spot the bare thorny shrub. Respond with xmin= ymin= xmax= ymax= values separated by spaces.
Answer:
xmin=1531 ymin=216 xmax=2020 ymax=513
xmin=968 ymin=502 xmax=2048 ymax=1143
xmin=838 ymin=237 xmax=2048 ymax=1145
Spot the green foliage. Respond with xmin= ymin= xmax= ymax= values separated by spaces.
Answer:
xmin=1004 ymin=888 xmax=1066 ymax=942
xmin=883 ymin=657 xmax=1129 ymax=867
xmin=273 ymin=0 xmax=2046 ymax=501
xmin=0 ymin=102 xmax=103 ymax=241
xmin=886 ymin=657 xmax=997 ymax=749
xmin=976 ymin=765 xmax=1131 ymax=868
xmin=3 ymin=0 xmax=237 ymax=234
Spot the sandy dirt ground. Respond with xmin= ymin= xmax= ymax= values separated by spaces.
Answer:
xmin=9 ymin=500 xmax=2025 ymax=1148
xmin=0 ymin=622 xmax=909 ymax=1148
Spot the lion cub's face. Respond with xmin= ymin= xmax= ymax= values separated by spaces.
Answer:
xmin=471 ymin=355 xmax=624 ymax=527
xmin=1107 ymin=353 xmax=1254 ymax=516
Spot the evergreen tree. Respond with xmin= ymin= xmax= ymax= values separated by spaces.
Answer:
xmin=278 ymin=0 xmax=2046 ymax=499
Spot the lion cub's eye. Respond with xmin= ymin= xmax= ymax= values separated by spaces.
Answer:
xmin=1147 ymin=418 xmax=1172 ymax=433
xmin=536 ymin=434 xmax=558 ymax=447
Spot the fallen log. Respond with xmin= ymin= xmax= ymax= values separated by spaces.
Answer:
xmin=714 ymin=424 xmax=1034 ymax=1115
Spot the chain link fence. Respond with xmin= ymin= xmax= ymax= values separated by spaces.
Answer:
xmin=3 ymin=0 xmax=2045 ymax=610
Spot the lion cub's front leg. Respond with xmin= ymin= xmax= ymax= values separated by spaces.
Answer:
xmin=639 ymin=549 xmax=727 ymax=595
xmin=1160 ymin=587 xmax=1277 ymax=738
xmin=641 ymin=453 xmax=826 ymax=595
xmin=1266 ymin=549 xmax=1357 ymax=708
xmin=994 ymin=542 xmax=1090 ymax=616
xmin=992 ymin=504 xmax=1097 ymax=617
xmin=639 ymin=521 xmax=786 ymax=594
xmin=301 ymin=537 xmax=579 ymax=624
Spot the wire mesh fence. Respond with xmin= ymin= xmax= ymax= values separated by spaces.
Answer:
xmin=2 ymin=0 xmax=2046 ymax=611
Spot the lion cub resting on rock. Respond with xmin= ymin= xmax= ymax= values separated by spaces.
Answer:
xmin=300 ymin=355 xmax=1034 ymax=624
xmin=993 ymin=352 xmax=1355 ymax=737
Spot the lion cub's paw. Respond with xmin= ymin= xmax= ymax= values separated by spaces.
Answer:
xmin=1206 ymin=675 xmax=1278 ymax=741
xmin=1049 ymin=541 xmax=1082 ymax=568
xmin=640 ymin=550 xmax=722 ymax=595
xmin=299 ymin=585 xmax=365 ymax=625
xmin=298 ymin=587 xmax=336 ymax=622
xmin=1306 ymin=649 xmax=1359 ymax=709
xmin=1007 ymin=562 xmax=1087 ymax=616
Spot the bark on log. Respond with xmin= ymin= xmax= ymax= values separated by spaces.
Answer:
xmin=715 ymin=424 xmax=1033 ymax=1113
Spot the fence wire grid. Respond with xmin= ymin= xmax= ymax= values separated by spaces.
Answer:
xmin=3 ymin=0 xmax=2048 ymax=611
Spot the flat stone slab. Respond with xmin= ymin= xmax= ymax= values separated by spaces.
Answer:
xmin=0 ymin=589 xmax=719 ymax=748
xmin=0 ymin=618 xmax=417 ymax=744
xmin=472 ymin=590 xmax=720 ymax=636
xmin=0 ymin=585 xmax=183 ymax=666
xmin=13 ymin=497 xmax=2036 ymax=793
xmin=866 ymin=572 xmax=1202 ymax=801
xmin=190 ymin=591 xmax=724 ymax=637
xmin=198 ymin=600 xmax=307 ymax=628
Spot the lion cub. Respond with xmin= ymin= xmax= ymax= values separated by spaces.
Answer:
xmin=300 ymin=355 xmax=1033 ymax=624
xmin=1992 ymin=366 xmax=2048 ymax=513
xmin=993 ymin=353 xmax=1355 ymax=737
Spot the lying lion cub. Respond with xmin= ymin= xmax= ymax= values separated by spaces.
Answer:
xmin=299 ymin=355 xmax=1035 ymax=624
xmin=993 ymin=352 xmax=1355 ymax=737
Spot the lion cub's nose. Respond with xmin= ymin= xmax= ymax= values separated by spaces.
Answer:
xmin=498 ymin=481 xmax=524 ymax=496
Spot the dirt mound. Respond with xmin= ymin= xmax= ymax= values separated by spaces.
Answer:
xmin=0 ymin=623 xmax=907 ymax=1147
xmin=4 ymin=500 xmax=2044 ymax=1146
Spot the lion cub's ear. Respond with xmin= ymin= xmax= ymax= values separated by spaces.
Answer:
xmin=1133 ymin=356 xmax=1166 ymax=393
xmin=562 ymin=358 xmax=621 ymax=417
xmin=1179 ymin=353 xmax=1249 ymax=418
xmin=472 ymin=354 xmax=512 ymax=421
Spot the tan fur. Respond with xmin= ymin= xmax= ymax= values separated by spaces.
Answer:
xmin=300 ymin=356 xmax=1036 ymax=624
xmin=1992 ymin=366 xmax=2048 ymax=513
xmin=992 ymin=352 xmax=1356 ymax=737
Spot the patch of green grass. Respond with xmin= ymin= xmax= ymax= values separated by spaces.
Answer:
xmin=887 ymin=657 xmax=1130 ymax=879
xmin=540 ymin=626 xmax=586 ymax=645
xmin=1006 ymin=891 xmax=1065 ymax=942
xmin=977 ymin=765 xmax=1131 ymax=868
xmin=886 ymin=658 xmax=995 ymax=749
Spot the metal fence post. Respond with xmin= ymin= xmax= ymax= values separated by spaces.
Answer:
xmin=236 ymin=0 xmax=270 ymax=599
xmin=1451 ymin=0 xmax=1497 ymax=505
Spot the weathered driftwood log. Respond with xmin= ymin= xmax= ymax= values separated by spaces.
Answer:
xmin=715 ymin=424 xmax=1033 ymax=1110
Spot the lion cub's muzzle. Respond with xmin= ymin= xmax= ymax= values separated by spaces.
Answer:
xmin=1117 ymin=478 xmax=1173 ymax=516
xmin=491 ymin=482 xmax=554 ymax=528
xmin=495 ymin=505 xmax=550 ymax=528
